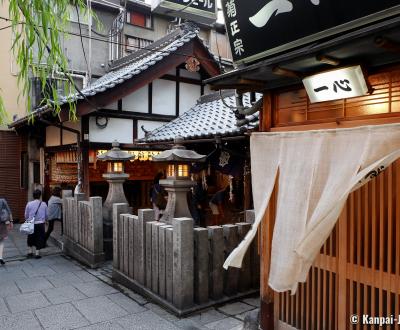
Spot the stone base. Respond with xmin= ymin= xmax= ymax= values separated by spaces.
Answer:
xmin=112 ymin=268 xmax=259 ymax=317
xmin=63 ymin=236 xmax=105 ymax=269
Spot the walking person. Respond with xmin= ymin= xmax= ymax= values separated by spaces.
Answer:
xmin=209 ymin=185 xmax=232 ymax=225
xmin=0 ymin=198 xmax=13 ymax=265
xmin=150 ymin=172 xmax=167 ymax=221
xmin=25 ymin=189 xmax=47 ymax=259
xmin=45 ymin=187 xmax=62 ymax=244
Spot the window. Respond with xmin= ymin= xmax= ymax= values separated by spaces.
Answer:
xmin=126 ymin=36 xmax=153 ymax=53
xmin=68 ymin=5 xmax=92 ymax=25
xmin=126 ymin=10 xmax=152 ymax=28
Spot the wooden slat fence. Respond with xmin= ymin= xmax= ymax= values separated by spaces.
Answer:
xmin=271 ymin=159 xmax=400 ymax=329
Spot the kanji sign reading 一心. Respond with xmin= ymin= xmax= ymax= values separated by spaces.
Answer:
xmin=221 ymin=0 xmax=400 ymax=63
xmin=303 ymin=66 xmax=369 ymax=103
xmin=151 ymin=0 xmax=216 ymax=25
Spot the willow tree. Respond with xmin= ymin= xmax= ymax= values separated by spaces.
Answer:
xmin=0 ymin=0 xmax=89 ymax=125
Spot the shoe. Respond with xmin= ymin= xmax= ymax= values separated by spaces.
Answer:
xmin=27 ymin=253 xmax=33 ymax=258
xmin=0 ymin=259 xmax=4 ymax=265
xmin=35 ymin=255 xmax=42 ymax=259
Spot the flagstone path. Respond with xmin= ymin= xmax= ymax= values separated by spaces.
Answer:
xmin=0 ymin=225 xmax=259 ymax=329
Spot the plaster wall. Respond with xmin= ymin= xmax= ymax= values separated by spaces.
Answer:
xmin=152 ymin=79 xmax=176 ymax=115
xmin=89 ymin=117 xmax=133 ymax=143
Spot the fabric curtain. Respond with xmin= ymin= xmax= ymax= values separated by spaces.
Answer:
xmin=223 ymin=123 xmax=400 ymax=293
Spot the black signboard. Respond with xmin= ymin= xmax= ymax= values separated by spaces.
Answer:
xmin=152 ymin=0 xmax=216 ymax=24
xmin=221 ymin=0 xmax=400 ymax=64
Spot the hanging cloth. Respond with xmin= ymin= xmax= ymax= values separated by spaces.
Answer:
xmin=223 ymin=123 xmax=400 ymax=293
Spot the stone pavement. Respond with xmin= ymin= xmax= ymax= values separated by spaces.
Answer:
xmin=0 ymin=226 xmax=260 ymax=330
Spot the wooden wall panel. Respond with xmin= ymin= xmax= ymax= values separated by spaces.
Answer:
xmin=272 ymin=159 xmax=400 ymax=329
xmin=0 ymin=131 xmax=27 ymax=221
xmin=274 ymin=68 xmax=400 ymax=127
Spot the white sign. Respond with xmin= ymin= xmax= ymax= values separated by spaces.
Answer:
xmin=303 ymin=65 xmax=369 ymax=103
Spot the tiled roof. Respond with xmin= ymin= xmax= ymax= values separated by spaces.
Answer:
xmin=66 ymin=23 xmax=204 ymax=100
xmin=139 ymin=91 xmax=260 ymax=142
xmin=10 ymin=23 xmax=212 ymax=128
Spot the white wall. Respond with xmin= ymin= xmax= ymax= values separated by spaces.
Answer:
xmin=152 ymin=79 xmax=176 ymax=115
xmin=107 ymin=101 xmax=119 ymax=110
xmin=122 ymin=85 xmax=149 ymax=113
xmin=46 ymin=126 xmax=61 ymax=147
xmin=203 ymin=84 xmax=212 ymax=95
xmin=180 ymin=69 xmax=201 ymax=80
xmin=89 ymin=117 xmax=133 ymax=143
xmin=137 ymin=120 xmax=166 ymax=139
xmin=179 ymin=83 xmax=201 ymax=115
xmin=62 ymin=120 xmax=80 ymax=145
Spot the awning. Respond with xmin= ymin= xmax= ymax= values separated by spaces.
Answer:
xmin=224 ymin=123 xmax=400 ymax=293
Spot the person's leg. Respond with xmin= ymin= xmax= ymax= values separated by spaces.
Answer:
xmin=0 ymin=240 xmax=4 ymax=264
xmin=27 ymin=234 xmax=34 ymax=257
xmin=35 ymin=224 xmax=45 ymax=258
xmin=60 ymin=218 xmax=64 ymax=235
xmin=45 ymin=220 xmax=54 ymax=242
xmin=153 ymin=203 xmax=160 ymax=221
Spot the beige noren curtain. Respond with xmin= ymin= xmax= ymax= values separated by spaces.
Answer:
xmin=223 ymin=123 xmax=400 ymax=293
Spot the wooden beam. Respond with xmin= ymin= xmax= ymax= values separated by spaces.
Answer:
xmin=374 ymin=36 xmax=400 ymax=53
xmin=272 ymin=66 xmax=302 ymax=78
xmin=193 ymin=40 xmax=221 ymax=77
xmin=316 ymin=54 xmax=341 ymax=66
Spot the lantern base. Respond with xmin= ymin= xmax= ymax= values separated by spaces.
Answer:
xmin=159 ymin=178 xmax=195 ymax=224
xmin=102 ymin=173 xmax=129 ymax=259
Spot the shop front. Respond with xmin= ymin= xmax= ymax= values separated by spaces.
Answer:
xmin=207 ymin=2 xmax=400 ymax=329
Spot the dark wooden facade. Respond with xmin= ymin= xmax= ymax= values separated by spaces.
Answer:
xmin=0 ymin=131 xmax=28 ymax=221
xmin=260 ymin=64 xmax=400 ymax=330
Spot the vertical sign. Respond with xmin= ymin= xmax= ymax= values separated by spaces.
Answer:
xmin=221 ymin=0 xmax=400 ymax=64
xmin=152 ymin=0 xmax=216 ymax=25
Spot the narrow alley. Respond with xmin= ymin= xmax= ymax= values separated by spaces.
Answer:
xmin=0 ymin=225 xmax=259 ymax=330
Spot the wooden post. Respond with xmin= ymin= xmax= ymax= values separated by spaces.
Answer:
xmin=260 ymin=185 xmax=276 ymax=330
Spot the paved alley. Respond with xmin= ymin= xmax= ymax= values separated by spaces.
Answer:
xmin=0 ymin=226 xmax=259 ymax=330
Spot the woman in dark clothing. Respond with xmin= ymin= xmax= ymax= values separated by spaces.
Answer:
xmin=45 ymin=187 xmax=62 ymax=243
xmin=190 ymin=178 xmax=208 ymax=226
xmin=25 ymin=189 xmax=48 ymax=259
xmin=0 ymin=198 xmax=13 ymax=264
xmin=150 ymin=172 xmax=167 ymax=221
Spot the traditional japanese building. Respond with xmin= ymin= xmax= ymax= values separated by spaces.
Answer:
xmin=138 ymin=90 xmax=260 ymax=224
xmin=207 ymin=1 xmax=400 ymax=329
xmin=10 ymin=23 xmax=221 ymax=212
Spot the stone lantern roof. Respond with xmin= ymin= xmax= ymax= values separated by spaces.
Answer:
xmin=152 ymin=137 xmax=206 ymax=163
xmin=97 ymin=141 xmax=135 ymax=161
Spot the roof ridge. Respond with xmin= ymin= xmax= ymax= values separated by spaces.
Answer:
xmin=110 ymin=23 xmax=200 ymax=71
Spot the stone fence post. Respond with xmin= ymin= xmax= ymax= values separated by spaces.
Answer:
xmin=172 ymin=217 xmax=194 ymax=309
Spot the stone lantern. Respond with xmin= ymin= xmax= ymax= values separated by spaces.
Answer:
xmin=97 ymin=140 xmax=134 ymax=258
xmin=153 ymin=137 xmax=206 ymax=223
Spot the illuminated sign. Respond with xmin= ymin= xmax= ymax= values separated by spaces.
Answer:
xmin=151 ymin=0 xmax=216 ymax=25
xmin=303 ymin=66 xmax=369 ymax=103
xmin=221 ymin=0 xmax=400 ymax=63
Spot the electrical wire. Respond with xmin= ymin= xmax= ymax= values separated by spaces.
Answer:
xmin=0 ymin=15 xmax=219 ymax=64
xmin=0 ymin=24 xmax=13 ymax=31
xmin=164 ymin=0 xmax=196 ymax=14
xmin=75 ymin=4 xmax=89 ymax=73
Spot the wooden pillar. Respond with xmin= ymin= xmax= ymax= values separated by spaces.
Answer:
xmin=260 ymin=187 xmax=276 ymax=330
xmin=260 ymin=92 xmax=275 ymax=330
xmin=81 ymin=116 xmax=90 ymax=196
